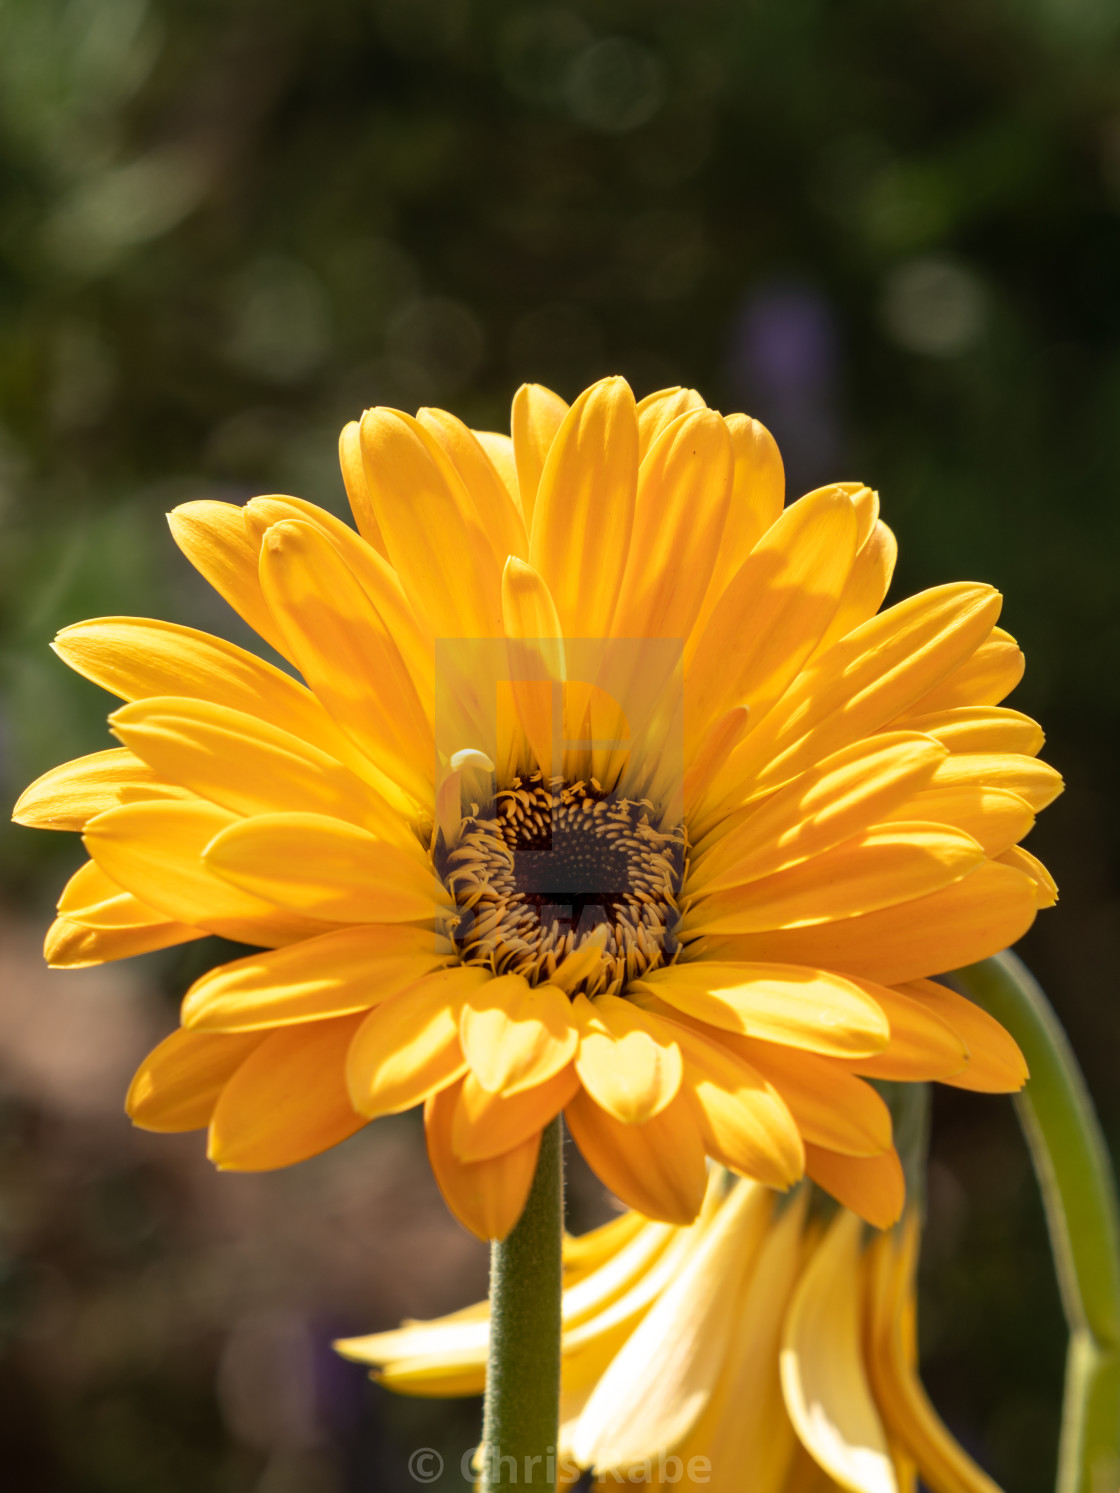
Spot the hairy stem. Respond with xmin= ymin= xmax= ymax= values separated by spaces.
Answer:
xmin=479 ymin=1116 xmax=564 ymax=1492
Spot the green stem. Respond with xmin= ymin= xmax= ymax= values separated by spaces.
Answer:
xmin=479 ymin=1115 xmax=564 ymax=1492
xmin=953 ymin=951 xmax=1120 ymax=1493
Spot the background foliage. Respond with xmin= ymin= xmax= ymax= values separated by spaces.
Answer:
xmin=1 ymin=0 xmax=1118 ymax=1487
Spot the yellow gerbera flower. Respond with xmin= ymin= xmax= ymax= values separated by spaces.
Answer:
xmin=338 ymin=1173 xmax=1004 ymax=1493
xmin=13 ymin=377 xmax=1058 ymax=1239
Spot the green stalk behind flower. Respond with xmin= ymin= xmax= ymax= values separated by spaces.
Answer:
xmin=954 ymin=952 xmax=1120 ymax=1493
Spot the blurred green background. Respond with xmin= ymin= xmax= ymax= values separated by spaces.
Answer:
xmin=0 ymin=0 xmax=1118 ymax=1487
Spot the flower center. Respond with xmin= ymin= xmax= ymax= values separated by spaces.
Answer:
xmin=440 ymin=773 xmax=685 ymax=997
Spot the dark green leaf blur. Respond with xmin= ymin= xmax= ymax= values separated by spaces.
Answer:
xmin=0 ymin=0 xmax=1117 ymax=1488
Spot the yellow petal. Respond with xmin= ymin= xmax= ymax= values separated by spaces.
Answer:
xmin=686 ymin=487 xmax=859 ymax=741
xmin=530 ymin=376 xmax=639 ymax=640
xmin=45 ymin=914 xmax=203 ymax=968
xmin=243 ymin=493 xmax=434 ymax=726
xmin=838 ymin=982 xmax=968 ymax=1082
xmin=57 ymin=858 xmax=172 ymax=929
xmin=573 ymin=993 xmax=683 ymax=1124
xmin=346 ymin=965 xmax=491 ymax=1118
xmin=335 ymin=1305 xmax=489 ymax=1395
xmin=572 ymin=1179 xmax=773 ymax=1474
xmin=548 ymin=926 xmax=611 ymax=995
xmin=780 ymin=1209 xmax=898 ymax=1493
xmin=338 ymin=420 xmax=390 ymax=555
xmin=808 ymin=1146 xmax=906 ymax=1231
xmin=558 ymin=1209 xmax=711 ymax=1399
xmin=425 ymin=1079 xmax=540 ymax=1241
xmin=700 ymin=860 xmax=1038 ymax=987
xmin=879 ymin=786 xmax=1034 ymax=858
xmin=561 ymin=1209 xmax=653 ymax=1284
xmin=895 ymin=705 xmax=1044 ymax=757
xmin=109 ymin=696 xmax=408 ymax=842
xmin=127 ymin=1027 xmax=264 ymax=1131
xmin=733 ymin=1039 xmax=893 ymax=1158
xmin=511 ymin=382 xmax=568 ymax=532
xmin=672 ymin=1187 xmax=807 ymax=1493
xmin=491 ymin=675 xmax=528 ymax=785
xmin=473 ymin=429 xmax=521 ymax=511
xmin=611 ymin=408 xmax=733 ymax=642
xmin=208 ymin=1013 xmax=367 ymax=1169
xmin=52 ymin=617 xmax=368 ymax=776
xmin=460 ymin=975 xmax=578 ymax=1095
xmin=561 ymin=1212 xmax=678 ymax=1320
xmin=899 ymin=979 xmax=1027 ymax=1093
xmin=83 ymin=800 xmax=331 ymax=944
xmin=452 ymin=1064 xmax=579 ymax=1161
xmin=810 ymin=520 xmax=898 ymax=657
xmin=925 ymin=752 xmax=1063 ymax=811
xmin=54 ymin=859 xmax=201 ymax=961
xmin=689 ymin=732 xmax=946 ymax=894
xmin=564 ymin=1085 xmax=708 ymax=1225
xmin=685 ymin=825 xmax=985 ymax=936
xmin=683 ymin=707 xmax=752 ymax=816
xmin=203 ymin=810 xmax=441 ymax=923
xmin=167 ymin=500 xmax=290 ymax=654
xmin=785 ymin=1444 xmax=855 ymax=1491
xmin=846 ymin=486 xmax=881 ymax=548
xmin=575 ymin=633 xmax=682 ymax=795
xmin=501 ymin=556 xmax=566 ymax=779
xmin=418 ymin=406 xmax=528 ymax=562
xmin=632 ymin=962 xmax=889 ymax=1059
xmin=865 ymin=1217 xmax=1005 ymax=1493
xmin=899 ymin=626 xmax=1023 ymax=715
xmin=688 ymin=413 xmax=785 ymax=649
xmin=181 ymin=923 xmax=453 ymax=1031
xmin=729 ymin=584 xmax=1003 ymax=798
xmin=668 ymin=1020 xmax=805 ymax=1188
xmin=635 ymin=385 xmax=706 ymax=457
xmin=258 ymin=519 xmax=433 ymax=804
xmin=996 ymin=844 xmax=1058 ymax=907
xmin=360 ymin=407 xmax=504 ymax=638
xmin=13 ymin=747 xmax=188 ymax=831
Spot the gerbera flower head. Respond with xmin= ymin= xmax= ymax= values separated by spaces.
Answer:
xmin=14 ymin=377 xmax=1059 ymax=1238
xmin=338 ymin=1173 xmax=1005 ymax=1493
